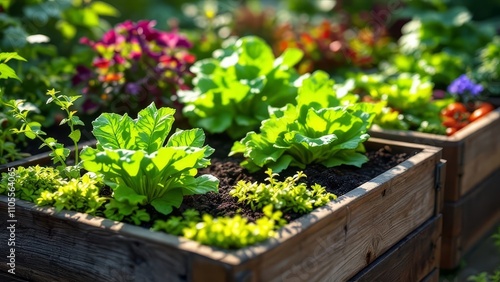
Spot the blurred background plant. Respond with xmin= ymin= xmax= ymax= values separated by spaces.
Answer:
xmin=0 ymin=0 xmax=118 ymax=126
xmin=72 ymin=19 xmax=196 ymax=117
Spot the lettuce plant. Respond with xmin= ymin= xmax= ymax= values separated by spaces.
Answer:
xmin=178 ymin=36 xmax=304 ymax=139
xmin=80 ymin=102 xmax=219 ymax=215
xmin=230 ymin=71 xmax=378 ymax=172
xmin=230 ymin=169 xmax=336 ymax=214
xmin=341 ymin=72 xmax=451 ymax=134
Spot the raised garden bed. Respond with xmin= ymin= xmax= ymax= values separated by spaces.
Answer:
xmin=0 ymin=138 xmax=444 ymax=281
xmin=348 ymin=214 xmax=442 ymax=282
xmin=369 ymin=107 xmax=500 ymax=270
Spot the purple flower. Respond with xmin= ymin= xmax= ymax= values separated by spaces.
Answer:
xmin=125 ymin=82 xmax=141 ymax=95
xmin=72 ymin=66 xmax=93 ymax=86
xmin=447 ymin=74 xmax=484 ymax=97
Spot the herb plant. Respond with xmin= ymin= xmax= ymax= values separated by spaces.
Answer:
xmin=6 ymin=89 xmax=85 ymax=177
xmin=153 ymin=205 xmax=286 ymax=249
xmin=0 ymin=165 xmax=65 ymax=202
xmin=0 ymin=52 xmax=31 ymax=164
xmin=80 ymin=102 xmax=219 ymax=216
xmin=178 ymin=36 xmax=304 ymax=139
xmin=230 ymin=71 xmax=379 ymax=172
xmin=230 ymin=169 xmax=336 ymax=214
xmin=0 ymin=165 xmax=105 ymax=216
xmin=36 ymin=173 xmax=105 ymax=215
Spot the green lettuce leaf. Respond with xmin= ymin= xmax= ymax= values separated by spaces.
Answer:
xmin=81 ymin=103 xmax=219 ymax=216
xmin=178 ymin=36 xmax=304 ymax=139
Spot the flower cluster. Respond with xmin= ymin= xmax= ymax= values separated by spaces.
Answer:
xmin=447 ymin=74 xmax=484 ymax=103
xmin=73 ymin=20 xmax=196 ymax=114
xmin=274 ymin=19 xmax=393 ymax=74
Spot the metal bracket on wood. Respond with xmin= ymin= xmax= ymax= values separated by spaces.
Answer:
xmin=434 ymin=159 xmax=447 ymax=215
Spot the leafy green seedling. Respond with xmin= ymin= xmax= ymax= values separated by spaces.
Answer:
xmin=6 ymin=89 xmax=84 ymax=177
xmin=153 ymin=205 xmax=285 ymax=249
xmin=230 ymin=169 xmax=336 ymax=214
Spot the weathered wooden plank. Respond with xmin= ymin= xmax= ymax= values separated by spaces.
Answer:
xmin=441 ymin=168 xmax=500 ymax=270
xmin=348 ymin=215 xmax=442 ymax=282
xmin=460 ymin=112 xmax=500 ymax=196
xmin=0 ymin=271 xmax=30 ymax=282
xmin=254 ymin=142 xmax=441 ymax=282
xmin=0 ymin=139 xmax=443 ymax=282
xmin=420 ymin=268 xmax=439 ymax=282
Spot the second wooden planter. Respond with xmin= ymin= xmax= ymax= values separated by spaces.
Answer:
xmin=369 ymin=107 xmax=500 ymax=270
xmin=0 ymin=138 xmax=444 ymax=281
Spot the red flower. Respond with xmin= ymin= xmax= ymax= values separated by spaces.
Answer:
xmin=93 ymin=58 xmax=110 ymax=69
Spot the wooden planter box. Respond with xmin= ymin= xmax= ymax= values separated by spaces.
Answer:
xmin=0 ymin=138 xmax=444 ymax=281
xmin=368 ymin=108 xmax=500 ymax=270
xmin=349 ymin=214 xmax=442 ymax=282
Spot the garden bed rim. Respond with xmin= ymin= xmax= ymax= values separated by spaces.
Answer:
xmin=370 ymin=107 xmax=500 ymax=142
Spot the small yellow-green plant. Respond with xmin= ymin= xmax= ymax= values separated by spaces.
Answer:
xmin=0 ymin=166 xmax=106 ymax=216
xmin=153 ymin=205 xmax=286 ymax=249
xmin=0 ymin=165 xmax=65 ymax=202
xmin=230 ymin=168 xmax=336 ymax=214
xmin=36 ymin=173 xmax=105 ymax=215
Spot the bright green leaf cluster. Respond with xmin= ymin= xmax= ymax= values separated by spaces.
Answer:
xmin=35 ymin=173 xmax=105 ymax=215
xmin=340 ymin=72 xmax=451 ymax=134
xmin=0 ymin=52 xmax=31 ymax=164
xmin=153 ymin=205 xmax=285 ymax=249
xmin=0 ymin=52 xmax=26 ymax=81
xmin=230 ymin=169 xmax=336 ymax=214
xmin=0 ymin=165 xmax=65 ymax=202
xmin=473 ymin=36 xmax=500 ymax=97
xmin=103 ymin=199 xmax=150 ymax=225
xmin=178 ymin=36 xmax=304 ymax=139
xmin=386 ymin=51 xmax=465 ymax=87
xmin=81 ymin=102 xmax=219 ymax=216
xmin=230 ymin=71 xmax=378 ymax=172
xmin=398 ymin=6 xmax=494 ymax=56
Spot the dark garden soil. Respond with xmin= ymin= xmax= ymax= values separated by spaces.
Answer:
xmin=173 ymin=134 xmax=414 ymax=223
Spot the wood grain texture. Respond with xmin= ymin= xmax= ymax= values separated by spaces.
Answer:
xmin=0 ymin=139 xmax=443 ymax=282
xmin=440 ymin=168 xmax=500 ymax=270
xmin=348 ymin=215 xmax=442 ymax=282
xmin=420 ymin=268 xmax=439 ymax=282
xmin=369 ymin=107 xmax=500 ymax=202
